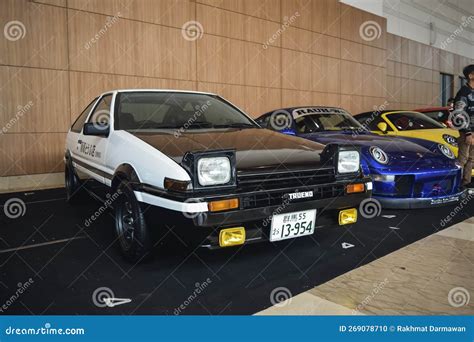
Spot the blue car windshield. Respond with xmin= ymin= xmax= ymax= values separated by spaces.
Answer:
xmin=295 ymin=113 xmax=366 ymax=133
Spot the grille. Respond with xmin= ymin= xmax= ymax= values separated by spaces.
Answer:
xmin=394 ymin=175 xmax=414 ymax=197
xmin=241 ymin=184 xmax=345 ymax=209
xmin=237 ymin=167 xmax=335 ymax=192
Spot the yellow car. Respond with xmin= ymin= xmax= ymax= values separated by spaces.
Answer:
xmin=353 ymin=110 xmax=472 ymax=176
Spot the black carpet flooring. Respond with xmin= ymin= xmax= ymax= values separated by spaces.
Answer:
xmin=0 ymin=188 xmax=472 ymax=315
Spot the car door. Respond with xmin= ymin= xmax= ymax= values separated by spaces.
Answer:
xmin=74 ymin=94 xmax=113 ymax=185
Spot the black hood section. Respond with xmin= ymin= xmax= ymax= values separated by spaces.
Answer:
xmin=130 ymin=128 xmax=329 ymax=173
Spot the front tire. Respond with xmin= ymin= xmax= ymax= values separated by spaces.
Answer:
xmin=114 ymin=180 xmax=153 ymax=262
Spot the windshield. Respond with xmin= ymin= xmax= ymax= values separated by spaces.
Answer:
xmin=387 ymin=112 xmax=445 ymax=130
xmin=294 ymin=112 xmax=365 ymax=133
xmin=115 ymin=92 xmax=256 ymax=130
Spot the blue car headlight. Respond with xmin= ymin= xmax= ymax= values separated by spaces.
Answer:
xmin=438 ymin=144 xmax=455 ymax=159
xmin=369 ymin=146 xmax=389 ymax=165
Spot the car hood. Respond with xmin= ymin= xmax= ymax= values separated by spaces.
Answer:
xmin=299 ymin=131 xmax=454 ymax=169
xmin=300 ymin=131 xmax=428 ymax=153
xmin=130 ymin=128 xmax=329 ymax=172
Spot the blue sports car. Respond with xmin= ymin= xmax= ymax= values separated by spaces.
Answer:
xmin=256 ymin=106 xmax=465 ymax=209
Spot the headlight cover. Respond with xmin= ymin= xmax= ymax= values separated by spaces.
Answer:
xmin=438 ymin=144 xmax=455 ymax=159
xmin=442 ymin=134 xmax=458 ymax=147
xmin=369 ymin=146 xmax=389 ymax=165
xmin=197 ymin=157 xmax=231 ymax=186
xmin=338 ymin=150 xmax=360 ymax=174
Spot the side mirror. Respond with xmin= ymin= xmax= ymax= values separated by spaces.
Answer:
xmin=377 ymin=122 xmax=388 ymax=133
xmin=83 ymin=122 xmax=109 ymax=136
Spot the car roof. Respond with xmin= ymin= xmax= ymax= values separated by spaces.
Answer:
xmin=260 ymin=106 xmax=349 ymax=118
xmin=98 ymin=89 xmax=217 ymax=97
xmin=354 ymin=110 xmax=419 ymax=117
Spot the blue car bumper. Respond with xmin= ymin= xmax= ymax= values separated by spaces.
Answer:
xmin=369 ymin=167 xmax=464 ymax=209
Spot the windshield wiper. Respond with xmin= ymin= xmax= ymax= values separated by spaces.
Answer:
xmin=212 ymin=123 xmax=256 ymax=129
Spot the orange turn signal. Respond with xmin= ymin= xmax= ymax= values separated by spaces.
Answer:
xmin=208 ymin=198 xmax=239 ymax=212
xmin=346 ymin=183 xmax=365 ymax=194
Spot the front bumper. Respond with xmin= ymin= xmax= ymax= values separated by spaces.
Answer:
xmin=135 ymin=179 xmax=372 ymax=249
xmin=375 ymin=189 xmax=467 ymax=209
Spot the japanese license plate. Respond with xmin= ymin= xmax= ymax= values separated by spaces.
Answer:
xmin=269 ymin=209 xmax=317 ymax=242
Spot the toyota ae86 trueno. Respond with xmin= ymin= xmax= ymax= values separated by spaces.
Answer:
xmin=256 ymin=107 xmax=465 ymax=209
xmin=65 ymin=90 xmax=372 ymax=261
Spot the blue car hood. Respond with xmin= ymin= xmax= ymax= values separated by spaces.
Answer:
xmin=299 ymin=131 xmax=453 ymax=170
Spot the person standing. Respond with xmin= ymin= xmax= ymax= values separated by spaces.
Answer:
xmin=453 ymin=64 xmax=474 ymax=189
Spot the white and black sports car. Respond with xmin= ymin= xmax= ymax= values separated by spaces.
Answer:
xmin=65 ymin=90 xmax=372 ymax=261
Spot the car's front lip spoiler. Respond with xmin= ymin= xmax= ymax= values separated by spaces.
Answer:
xmin=374 ymin=189 xmax=468 ymax=209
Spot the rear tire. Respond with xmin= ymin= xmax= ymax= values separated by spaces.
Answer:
xmin=114 ymin=179 xmax=153 ymax=262
xmin=65 ymin=160 xmax=84 ymax=204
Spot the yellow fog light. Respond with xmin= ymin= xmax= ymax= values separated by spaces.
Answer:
xmin=219 ymin=227 xmax=246 ymax=247
xmin=339 ymin=208 xmax=357 ymax=225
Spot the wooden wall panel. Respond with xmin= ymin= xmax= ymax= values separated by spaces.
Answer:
xmin=68 ymin=0 xmax=195 ymax=29
xmin=68 ymin=9 xmax=196 ymax=80
xmin=0 ymin=66 xmax=69 ymax=133
xmin=0 ymin=0 xmax=471 ymax=178
xmin=0 ymin=0 xmax=67 ymax=69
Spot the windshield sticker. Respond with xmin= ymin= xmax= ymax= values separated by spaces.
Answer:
xmin=292 ymin=107 xmax=346 ymax=118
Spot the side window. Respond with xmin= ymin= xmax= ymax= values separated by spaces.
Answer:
xmin=256 ymin=115 xmax=270 ymax=128
xmin=88 ymin=95 xmax=112 ymax=127
xmin=70 ymin=98 xmax=98 ymax=133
